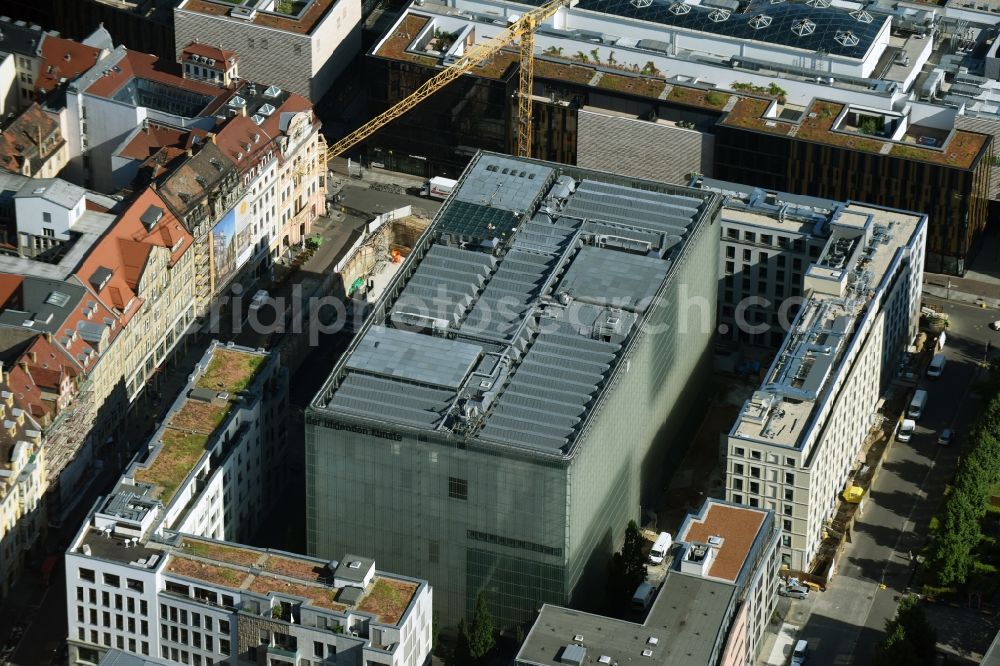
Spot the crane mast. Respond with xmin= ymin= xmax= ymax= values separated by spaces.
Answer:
xmin=325 ymin=0 xmax=569 ymax=161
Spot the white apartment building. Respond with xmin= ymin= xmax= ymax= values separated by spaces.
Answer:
xmin=724 ymin=200 xmax=926 ymax=571
xmin=695 ymin=179 xmax=837 ymax=349
xmin=64 ymin=341 xmax=433 ymax=666
xmin=13 ymin=178 xmax=87 ymax=256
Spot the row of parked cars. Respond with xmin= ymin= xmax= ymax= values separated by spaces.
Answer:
xmin=897 ymin=352 xmax=953 ymax=445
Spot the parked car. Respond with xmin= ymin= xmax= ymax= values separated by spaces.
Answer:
xmin=780 ymin=584 xmax=810 ymax=599
xmin=991 ymin=320 xmax=1000 ymax=331
xmin=938 ymin=428 xmax=955 ymax=446
xmin=249 ymin=289 xmax=270 ymax=311
xmin=792 ymin=639 xmax=810 ymax=665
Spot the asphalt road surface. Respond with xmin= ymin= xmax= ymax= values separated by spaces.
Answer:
xmin=777 ymin=296 xmax=998 ymax=666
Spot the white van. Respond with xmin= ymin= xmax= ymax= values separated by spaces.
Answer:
xmin=791 ymin=639 xmax=809 ymax=665
xmin=927 ymin=353 xmax=946 ymax=378
xmin=649 ymin=532 xmax=672 ymax=565
xmin=907 ymin=389 xmax=928 ymax=420
xmin=631 ymin=583 xmax=655 ymax=612
xmin=897 ymin=419 xmax=916 ymax=442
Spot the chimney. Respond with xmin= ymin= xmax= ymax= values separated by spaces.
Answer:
xmin=186 ymin=148 xmax=193 ymax=157
xmin=208 ymin=132 xmax=216 ymax=144
xmin=150 ymin=181 xmax=157 ymax=191
xmin=44 ymin=331 xmax=52 ymax=343
xmin=28 ymin=351 xmax=36 ymax=363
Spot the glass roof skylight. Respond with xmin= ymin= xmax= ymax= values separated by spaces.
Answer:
xmin=791 ymin=18 xmax=816 ymax=36
xmin=749 ymin=14 xmax=773 ymax=28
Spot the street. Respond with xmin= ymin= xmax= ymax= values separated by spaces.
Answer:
xmin=766 ymin=296 xmax=998 ymax=665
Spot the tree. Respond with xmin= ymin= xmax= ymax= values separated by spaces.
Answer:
xmin=873 ymin=597 xmax=935 ymax=665
xmin=467 ymin=592 xmax=495 ymax=660
xmin=622 ymin=521 xmax=646 ymax=588
xmin=452 ymin=619 xmax=472 ymax=666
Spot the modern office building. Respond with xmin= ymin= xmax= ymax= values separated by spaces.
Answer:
xmin=713 ymin=97 xmax=991 ymax=275
xmin=174 ymin=0 xmax=362 ymax=102
xmin=724 ymin=199 xmax=926 ymax=571
xmin=64 ymin=340 xmax=433 ymax=666
xmin=694 ymin=179 xmax=840 ymax=349
xmin=306 ymin=151 xmax=722 ymax=626
xmin=365 ymin=0 xmax=996 ymax=274
xmin=516 ymin=499 xmax=780 ymax=666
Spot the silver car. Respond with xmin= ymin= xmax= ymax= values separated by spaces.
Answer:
xmin=780 ymin=584 xmax=810 ymax=599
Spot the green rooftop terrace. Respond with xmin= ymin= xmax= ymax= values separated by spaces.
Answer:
xmin=133 ymin=346 xmax=267 ymax=506
xmin=722 ymin=98 xmax=990 ymax=169
xmin=167 ymin=537 xmax=419 ymax=622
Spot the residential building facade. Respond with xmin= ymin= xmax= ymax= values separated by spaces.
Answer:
xmin=724 ymin=199 xmax=926 ymax=571
xmin=306 ymin=152 xmax=721 ymax=627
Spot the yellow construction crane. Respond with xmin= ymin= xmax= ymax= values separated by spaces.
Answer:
xmin=326 ymin=0 xmax=570 ymax=161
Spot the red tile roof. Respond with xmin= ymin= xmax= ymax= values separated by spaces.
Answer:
xmin=35 ymin=36 xmax=103 ymax=96
xmin=180 ymin=42 xmax=237 ymax=66
xmin=215 ymin=115 xmax=276 ymax=172
xmin=85 ymin=49 xmax=227 ymax=101
xmin=6 ymin=333 xmax=82 ymax=421
xmin=74 ymin=187 xmax=194 ymax=324
xmin=0 ymin=104 xmax=62 ymax=174
xmin=680 ymin=503 xmax=767 ymax=583
xmin=117 ymin=123 xmax=208 ymax=161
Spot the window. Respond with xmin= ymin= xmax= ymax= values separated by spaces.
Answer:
xmin=725 ymin=261 xmax=735 ymax=275
xmin=785 ymin=472 xmax=795 ymax=485
xmin=733 ymin=478 xmax=743 ymax=491
xmin=127 ymin=578 xmax=144 ymax=592
xmin=749 ymin=497 xmax=759 ymax=507
xmin=726 ymin=246 xmax=735 ymax=258
xmin=733 ymin=493 xmax=743 ymax=504
xmin=42 ymin=212 xmax=51 ymax=223
xmin=103 ymin=573 xmax=120 ymax=587
xmin=733 ymin=463 xmax=744 ymax=475
xmin=750 ymin=450 xmax=761 ymax=460
xmin=749 ymin=481 xmax=760 ymax=494
xmin=727 ymin=228 xmax=738 ymax=239
xmin=750 ymin=466 xmax=761 ymax=478
xmin=784 ymin=488 xmax=794 ymax=501
xmin=448 ymin=477 xmax=468 ymax=500
xmin=744 ymin=231 xmax=756 ymax=243
xmin=314 ymin=642 xmax=324 ymax=658
xmin=761 ymin=234 xmax=773 ymax=246
xmin=220 ymin=640 xmax=230 ymax=654
xmin=785 ymin=457 xmax=795 ymax=467
xmin=219 ymin=620 xmax=230 ymax=635
xmin=743 ymin=248 xmax=752 ymax=261
xmin=733 ymin=447 xmax=744 ymax=457
xmin=77 ymin=586 xmax=84 ymax=602
xmin=784 ymin=505 xmax=793 ymax=516
xmin=79 ymin=568 xmax=95 ymax=583
xmin=783 ymin=519 xmax=793 ymax=531
xmin=782 ymin=535 xmax=792 ymax=547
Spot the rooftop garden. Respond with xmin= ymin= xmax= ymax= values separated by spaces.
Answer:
xmin=667 ymin=86 xmax=730 ymax=111
xmin=534 ymin=59 xmax=594 ymax=86
xmin=248 ymin=576 xmax=347 ymax=611
xmin=264 ymin=555 xmax=327 ymax=583
xmin=133 ymin=430 xmax=209 ymax=505
xmin=596 ymin=73 xmax=665 ymax=99
xmin=356 ymin=578 xmax=418 ymax=625
xmin=723 ymin=97 xmax=990 ymax=168
xmin=271 ymin=0 xmax=307 ymax=14
xmin=169 ymin=400 xmax=230 ymax=434
xmin=375 ymin=15 xmax=436 ymax=65
xmin=167 ymin=556 xmax=249 ymax=588
xmin=180 ymin=538 xmax=263 ymax=568
xmin=195 ymin=348 xmax=264 ymax=394
xmin=890 ymin=131 xmax=989 ymax=167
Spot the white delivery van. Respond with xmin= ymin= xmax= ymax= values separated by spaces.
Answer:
xmin=631 ymin=583 xmax=656 ymax=612
xmin=907 ymin=389 xmax=928 ymax=420
xmin=424 ymin=177 xmax=457 ymax=200
xmin=897 ymin=419 xmax=916 ymax=442
xmin=649 ymin=532 xmax=672 ymax=565
xmin=791 ymin=639 xmax=809 ymax=665
xmin=927 ymin=353 xmax=946 ymax=378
